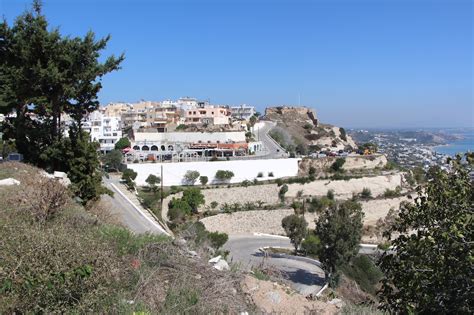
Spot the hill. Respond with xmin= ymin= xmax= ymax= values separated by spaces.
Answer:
xmin=265 ymin=106 xmax=357 ymax=154
xmin=0 ymin=162 xmax=250 ymax=313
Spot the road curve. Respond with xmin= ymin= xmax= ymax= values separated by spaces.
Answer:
xmin=224 ymin=235 xmax=325 ymax=295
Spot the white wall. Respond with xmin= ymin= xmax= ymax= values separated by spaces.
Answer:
xmin=128 ymin=158 xmax=299 ymax=186
xmin=134 ymin=131 xmax=245 ymax=143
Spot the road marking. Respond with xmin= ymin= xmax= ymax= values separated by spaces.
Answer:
xmin=109 ymin=183 xmax=170 ymax=236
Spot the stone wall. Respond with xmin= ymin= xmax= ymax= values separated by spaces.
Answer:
xmin=286 ymin=174 xmax=402 ymax=199
xmin=298 ymin=154 xmax=388 ymax=176
xmin=200 ymin=185 xmax=280 ymax=209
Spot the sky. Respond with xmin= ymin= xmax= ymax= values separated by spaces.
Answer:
xmin=1 ymin=0 xmax=473 ymax=128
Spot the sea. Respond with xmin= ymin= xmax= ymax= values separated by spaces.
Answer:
xmin=433 ymin=129 xmax=474 ymax=156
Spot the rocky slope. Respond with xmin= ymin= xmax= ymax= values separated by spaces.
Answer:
xmin=265 ymin=106 xmax=357 ymax=153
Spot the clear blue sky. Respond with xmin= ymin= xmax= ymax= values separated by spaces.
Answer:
xmin=2 ymin=0 xmax=473 ymax=128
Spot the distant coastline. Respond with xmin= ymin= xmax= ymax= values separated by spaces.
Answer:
xmin=432 ymin=130 xmax=474 ymax=156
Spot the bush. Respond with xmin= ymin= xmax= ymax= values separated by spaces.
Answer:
xmin=18 ymin=177 xmax=70 ymax=222
xmin=340 ymin=255 xmax=383 ymax=295
xmin=210 ymin=201 xmax=219 ymax=209
xmin=279 ymin=184 xmax=288 ymax=202
xmin=339 ymin=127 xmax=347 ymax=141
xmin=257 ymin=172 xmax=263 ymax=178
xmin=327 ymin=189 xmax=335 ymax=200
xmin=383 ymin=186 xmax=402 ymax=198
xmin=360 ymin=187 xmax=372 ymax=199
xmin=330 ymin=158 xmax=346 ymax=172
xmin=309 ymin=166 xmax=316 ymax=176
xmin=275 ymin=178 xmax=284 ymax=186
xmin=207 ymin=231 xmax=229 ymax=250
xmin=268 ymin=172 xmax=274 ymax=177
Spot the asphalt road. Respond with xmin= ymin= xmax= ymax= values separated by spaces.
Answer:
xmin=224 ymin=235 xmax=325 ymax=295
xmin=254 ymin=121 xmax=289 ymax=159
xmin=102 ymin=176 xmax=165 ymax=234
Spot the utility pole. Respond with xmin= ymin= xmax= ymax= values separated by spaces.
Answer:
xmin=160 ymin=164 xmax=164 ymax=210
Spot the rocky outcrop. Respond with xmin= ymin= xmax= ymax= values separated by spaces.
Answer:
xmin=265 ymin=106 xmax=356 ymax=151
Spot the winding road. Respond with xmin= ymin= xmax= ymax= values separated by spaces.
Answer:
xmin=225 ymin=234 xmax=325 ymax=295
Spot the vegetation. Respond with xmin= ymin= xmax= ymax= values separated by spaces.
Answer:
xmin=114 ymin=137 xmax=131 ymax=150
xmin=121 ymin=169 xmax=137 ymax=190
xmin=167 ymin=188 xmax=205 ymax=223
xmin=281 ymin=214 xmax=308 ymax=253
xmin=330 ymin=158 xmax=346 ymax=172
xmin=382 ymin=186 xmax=401 ymax=198
xmin=214 ymin=170 xmax=234 ymax=183
xmin=307 ymin=196 xmax=335 ymax=213
xmin=278 ymin=184 xmax=288 ymax=202
xmin=378 ymin=157 xmax=473 ymax=313
xmin=101 ymin=149 xmax=123 ymax=172
xmin=0 ymin=1 xmax=123 ymax=203
xmin=301 ymin=233 xmax=321 ymax=258
xmin=181 ymin=188 xmax=205 ymax=213
xmin=183 ymin=170 xmax=200 ymax=185
xmin=207 ymin=232 xmax=229 ymax=250
xmin=315 ymin=200 xmax=363 ymax=287
xmin=0 ymin=164 xmax=246 ymax=313
xmin=339 ymin=127 xmax=347 ymax=141
xmin=145 ymin=174 xmax=160 ymax=191
xmin=199 ymin=175 xmax=208 ymax=185
xmin=340 ymin=255 xmax=383 ymax=295
xmin=360 ymin=187 xmax=372 ymax=199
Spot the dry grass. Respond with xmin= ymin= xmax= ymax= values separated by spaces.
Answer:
xmin=0 ymin=162 xmax=254 ymax=313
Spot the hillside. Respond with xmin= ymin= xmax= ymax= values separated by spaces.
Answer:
xmin=265 ymin=106 xmax=357 ymax=154
xmin=0 ymin=162 xmax=250 ymax=313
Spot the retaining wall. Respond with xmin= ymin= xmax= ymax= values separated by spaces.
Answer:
xmin=127 ymin=158 xmax=299 ymax=186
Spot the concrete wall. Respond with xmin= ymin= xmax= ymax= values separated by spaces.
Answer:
xmin=134 ymin=131 xmax=246 ymax=143
xmin=128 ymin=158 xmax=299 ymax=186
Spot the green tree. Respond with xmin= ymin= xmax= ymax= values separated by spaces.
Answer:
xmin=0 ymin=1 xmax=123 ymax=202
xmin=301 ymin=233 xmax=321 ymax=257
xmin=181 ymin=188 xmax=205 ymax=213
xmin=281 ymin=214 xmax=308 ymax=253
xmin=114 ymin=137 xmax=131 ymax=150
xmin=378 ymin=158 xmax=473 ymax=314
xmin=145 ymin=174 xmax=160 ymax=191
xmin=183 ymin=170 xmax=200 ymax=185
xmin=199 ymin=175 xmax=208 ymax=186
xmin=214 ymin=170 xmax=234 ymax=183
xmin=316 ymin=200 xmax=363 ymax=287
xmin=249 ymin=115 xmax=257 ymax=127
xmin=122 ymin=168 xmax=137 ymax=190
xmin=101 ymin=149 xmax=123 ymax=171
xmin=168 ymin=198 xmax=192 ymax=222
